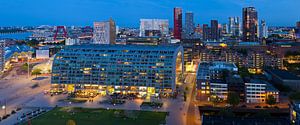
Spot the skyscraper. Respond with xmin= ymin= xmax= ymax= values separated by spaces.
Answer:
xmin=260 ymin=20 xmax=268 ymax=39
xmin=202 ymin=24 xmax=210 ymax=41
xmin=93 ymin=18 xmax=116 ymax=44
xmin=242 ymin=7 xmax=259 ymax=42
xmin=174 ymin=7 xmax=183 ymax=39
xmin=183 ymin=11 xmax=195 ymax=39
xmin=211 ymin=20 xmax=220 ymax=41
xmin=229 ymin=17 xmax=241 ymax=37
xmin=139 ymin=19 xmax=169 ymax=37
xmin=222 ymin=23 xmax=229 ymax=34
xmin=296 ymin=21 xmax=300 ymax=41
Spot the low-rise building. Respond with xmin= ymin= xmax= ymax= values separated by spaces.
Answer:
xmin=266 ymin=82 xmax=280 ymax=103
xmin=36 ymin=46 xmax=50 ymax=59
xmin=196 ymin=62 xmax=238 ymax=100
xmin=245 ymin=79 xmax=267 ymax=103
xmin=266 ymin=69 xmax=300 ymax=90
xmin=245 ymin=79 xmax=279 ymax=103
xmin=226 ymin=74 xmax=245 ymax=102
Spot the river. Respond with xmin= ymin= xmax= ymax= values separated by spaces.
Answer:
xmin=0 ymin=32 xmax=33 ymax=40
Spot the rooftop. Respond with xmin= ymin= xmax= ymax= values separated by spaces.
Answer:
xmin=267 ymin=69 xmax=300 ymax=80
xmin=226 ymin=74 xmax=244 ymax=84
xmin=196 ymin=61 xmax=238 ymax=80
xmin=64 ymin=44 xmax=183 ymax=51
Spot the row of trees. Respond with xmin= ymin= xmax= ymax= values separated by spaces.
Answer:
xmin=211 ymin=92 xmax=276 ymax=107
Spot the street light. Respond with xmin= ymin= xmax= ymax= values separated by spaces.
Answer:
xmin=27 ymin=51 xmax=32 ymax=79
xmin=2 ymin=105 xmax=6 ymax=116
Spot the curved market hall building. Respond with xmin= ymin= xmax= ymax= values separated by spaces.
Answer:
xmin=51 ymin=44 xmax=184 ymax=97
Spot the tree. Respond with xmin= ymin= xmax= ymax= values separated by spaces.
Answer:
xmin=227 ymin=92 xmax=240 ymax=107
xmin=21 ymin=63 xmax=29 ymax=71
xmin=32 ymin=68 xmax=42 ymax=78
xmin=26 ymin=39 xmax=40 ymax=47
xmin=13 ymin=52 xmax=19 ymax=58
xmin=266 ymin=95 xmax=276 ymax=106
xmin=66 ymin=120 xmax=76 ymax=125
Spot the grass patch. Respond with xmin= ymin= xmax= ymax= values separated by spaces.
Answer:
xmin=24 ymin=107 xmax=167 ymax=125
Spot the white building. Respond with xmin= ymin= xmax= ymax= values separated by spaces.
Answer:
xmin=245 ymin=79 xmax=267 ymax=103
xmin=210 ymin=80 xmax=228 ymax=100
xmin=65 ymin=38 xmax=80 ymax=45
xmin=228 ymin=17 xmax=241 ymax=37
xmin=139 ymin=19 xmax=169 ymax=37
xmin=260 ymin=20 xmax=268 ymax=38
xmin=36 ymin=46 xmax=50 ymax=59
xmin=93 ymin=18 xmax=116 ymax=45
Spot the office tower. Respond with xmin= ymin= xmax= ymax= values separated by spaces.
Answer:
xmin=229 ymin=17 xmax=241 ymax=37
xmin=183 ymin=11 xmax=195 ymax=39
xmin=211 ymin=20 xmax=220 ymax=41
xmin=222 ymin=23 xmax=229 ymax=34
xmin=296 ymin=21 xmax=300 ymax=40
xmin=51 ymin=44 xmax=184 ymax=96
xmin=93 ymin=18 xmax=116 ymax=44
xmin=139 ymin=19 xmax=169 ymax=37
xmin=242 ymin=7 xmax=259 ymax=42
xmin=260 ymin=20 xmax=268 ymax=39
xmin=202 ymin=24 xmax=210 ymax=41
xmin=174 ymin=7 xmax=183 ymax=39
xmin=0 ymin=40 xmax=5 ymax=72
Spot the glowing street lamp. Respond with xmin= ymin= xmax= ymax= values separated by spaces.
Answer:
xmin=2 ymin=105 xmax=6 ymax=116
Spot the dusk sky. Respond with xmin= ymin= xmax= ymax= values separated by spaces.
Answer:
xmin=0 ymin=0 xmax=299 ymax=27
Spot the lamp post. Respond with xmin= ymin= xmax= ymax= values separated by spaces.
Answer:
xmin=27 ymin=51 xmax=32 ymax=79
xmin=2 ymin=100 xmax=6 ymax=116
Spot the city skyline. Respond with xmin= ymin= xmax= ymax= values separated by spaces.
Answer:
xmin=0 ymin=0 xmax=299 ymax=27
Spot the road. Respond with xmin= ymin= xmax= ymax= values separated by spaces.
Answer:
xmin=185 ymin=72 xmax=201 ymax=125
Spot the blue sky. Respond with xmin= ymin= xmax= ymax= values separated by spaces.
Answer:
xmin=0 ymin=0 xmax=299 ymax=27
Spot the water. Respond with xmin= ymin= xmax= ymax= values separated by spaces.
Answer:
xmin=0 ymin=32 xmax=32 ymax=40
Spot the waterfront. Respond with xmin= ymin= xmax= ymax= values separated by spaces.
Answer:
xmin=0 ymin=32 xmax=32 ymax=40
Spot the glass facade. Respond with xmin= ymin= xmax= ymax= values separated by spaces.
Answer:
xmin=51 ymin=44 xmax=184 ymax=96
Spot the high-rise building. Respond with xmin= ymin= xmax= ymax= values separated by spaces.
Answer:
xmin=139 ymin=19 xmax=169 ymax=37
xmin=211 ymin=20 xmax=220 ymax=41
xmin=260 ymin=20 xmax=268 ymax=39
xmin=296 ymin=21 xmax=300 ymax=40
xmin=229 ymin=17 xmax=241 ymax=37
xmin=0 ymin=40 xmax=5 ymax=72
xmin=202 ymin=24 xmax=210 ymax=41
xmin=222 ymin=23 xmax=229 ymax=34
xmin=183 ymin=11 xmax=195 ymax=39
xmin=242 ymin=7 xmax=259 ymax=42
xmin=93 ymin=18 xmax=116 ymax=44
xmin=174 ymin=7 xmax=183 ymax=39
